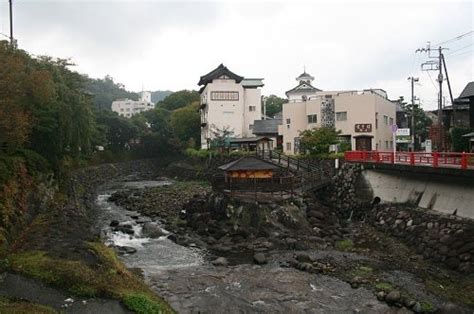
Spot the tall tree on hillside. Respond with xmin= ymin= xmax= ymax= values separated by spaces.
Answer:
xmin=157 ymin=90 xmax=200 ymax=111
xmin=0 ymin=41 xmax=95 ymax=168
xmin=85 ymin=75 xmax=138 ymax=110
xmin=170 ymin=102 xmax=201 ymax=148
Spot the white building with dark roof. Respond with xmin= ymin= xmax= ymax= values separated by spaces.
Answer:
xmin=279 ymin=70 xmax=397 ymax=153
xmin=198 ymin=64 xmax=264 ymax=149
xmin=286 ymin=71 xmax=322 ymax=102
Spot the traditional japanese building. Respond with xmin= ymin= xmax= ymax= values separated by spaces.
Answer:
xmin=279 ymin=70 xmax=397 ymax=153
xmin=198 ymin=64 xmax=264 ymax=149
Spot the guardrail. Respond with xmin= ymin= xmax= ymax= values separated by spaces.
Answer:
xmin=255 ymin=149 xmax=320 ymax=172
xmin=344 ymin=151 xmax=474 ymax=170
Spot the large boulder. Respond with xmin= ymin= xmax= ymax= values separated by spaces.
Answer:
xmin=212 ymin=257 xmax=229 ymax=267
xmin=385 ymin=290 xmax=401 ymax=303
xmin=253 ymin=253 xmax=267 ymax=265
xmin=141 ymin=222 xmax=165 ymax=238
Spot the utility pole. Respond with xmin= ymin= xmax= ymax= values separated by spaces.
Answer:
xmin=9 ymin=0 xmax=13 ymax=45
xmin=441 ymin=53 xmax=455 ymax=128
xmin=416 ymin=42 xmax=448 ymax=151
xmin=408 ymin=76 xmax=419 ymax=151
xmin=437 ymin=46 xmax=443 ymax=150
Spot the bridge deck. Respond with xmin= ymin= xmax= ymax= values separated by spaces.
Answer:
xmin=345 ymin=151 xmax=474 ymax=170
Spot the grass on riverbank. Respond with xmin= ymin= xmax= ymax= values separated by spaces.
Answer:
xmin=4 ymin=242 xmax=174 ymax=314
xmin=0 ymin=296 xmax=56 ymax=314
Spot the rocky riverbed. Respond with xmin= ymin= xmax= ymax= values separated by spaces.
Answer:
xmin=102 ymin=177 xmax=474 ymax=314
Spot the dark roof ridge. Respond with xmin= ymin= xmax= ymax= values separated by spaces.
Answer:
xmin=198 ymin=64 xmax=244 ymax=86
xmin=285 ymin=81 xmax=322 ymax=96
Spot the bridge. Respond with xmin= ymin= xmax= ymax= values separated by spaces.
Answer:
xmin=344 ymin=150 xmax=474 ymax=219
xmin=345 ymin=150 xmax=474 ymax=170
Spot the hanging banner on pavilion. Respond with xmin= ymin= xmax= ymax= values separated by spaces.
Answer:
xmin=396 ymin=128 xmax=411 ymax=143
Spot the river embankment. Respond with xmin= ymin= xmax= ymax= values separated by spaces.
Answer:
xmin=104 ymin=168 xmax=474 ymax=314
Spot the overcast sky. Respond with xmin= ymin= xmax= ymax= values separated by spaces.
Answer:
xmin=1 ymin=0 xmax=472 ymax=110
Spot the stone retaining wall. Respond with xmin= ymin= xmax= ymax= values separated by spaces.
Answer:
xmin=371 ymin=205 xmax=474 ymax=273
xmin=327 ymin=163 xmax=363 ymax=213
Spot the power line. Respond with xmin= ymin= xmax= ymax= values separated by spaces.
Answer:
xmin=446 ymin=43 xmax=473 ymax=55
xmin=446 ymin=49 xmax=474 ymax=58
xmin=432 ymin=30 xmax=473 ymax=47
xmin=426 ymin=71 xmax=438 ymax=91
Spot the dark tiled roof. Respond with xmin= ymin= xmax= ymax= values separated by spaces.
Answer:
xmin=229 ymin=136 xmax=273 ymax=143
xmin=242 ymin=78 xmax=264 ymax=88
xmin=459 ymin=82 xmax=474 ymax=99
xmin=296 ymin=71 xmax=314 ymax=80
xmin=252 ymin=119 xmax=282 ymax=135
xmin=285 ymin=82 xmax=321 ymax=96
xmin=198 ymin=64 xmax=244 ymax=86
xmin=218 ymin=157 xmax=279 ymax=171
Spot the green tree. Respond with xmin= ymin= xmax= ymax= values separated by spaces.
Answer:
xmin=85 ymin=75 xmax=138 ymax=110
xmin=95 ymin=110 xmax=138 ymax=152
xmin=0 ymin=41 xmax=96 ymax=169
xmin=264 ymin=94 xmax=287 ymax=118
xmin=157 ymin=90 xmax=199 ymax=111
xmin=399 ymin=97 xmax=432 ymax=149
xmin=451 ymin=127 xmax=473 ymax=152
xmin=170 ymin=102 xmax=200 ymax=148
xmin=299 ymin=127 xmax=340 ymax=156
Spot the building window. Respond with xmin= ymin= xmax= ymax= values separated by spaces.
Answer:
xmin=385 ymin=141 xmax=389 ymax=149
xmin=383 ymin=115 xmax=388 ymax=125
xmin=286 ymin=118 xmax=291 ymax=124
xmin=211 ymin=91 xmax=239 ymax=101
xmin=126 ymin=108 xmax=130 ymax=112
xmin=307 ymin=114 xmax=317 ymax=124
xmin=249 ymin=124 xmax=253 ymax=130
xmin=286 ymin=142 xmax=291 ymax=151
xmin=249 ymin=106 xmax=256 ymax=112
xmin=390 ymin=140 xmax=393 ymax=149
xmin=120 ymin=108 xmax=124 ymax=112
xmin=375 ymin=112 xmax=378 ymax=129
xmin=223 ymin=111 xmax=234 ymax=117
xmin=336 ymin=111 xmax=347 ymax=121
xmin=389 ymin=117 xmax=394 ymax=125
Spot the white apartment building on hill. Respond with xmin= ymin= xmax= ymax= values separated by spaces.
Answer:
xmin=111 ymin=91 xmax=154 ymax=118
xmin=198 ymin=64 xmax=264 ymax=149
xmin=279 ymin=71 xmax=396 ymax=153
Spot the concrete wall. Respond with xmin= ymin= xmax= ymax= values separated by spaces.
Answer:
xmin=360 ymin=169 xmax=474 ymax=219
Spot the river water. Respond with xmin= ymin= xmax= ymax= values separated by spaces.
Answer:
xmin=96 ymin=179 xmax=390 ymax=313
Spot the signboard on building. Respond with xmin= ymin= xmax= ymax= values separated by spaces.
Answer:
xmin=354 ymin=124 xmax=372 ymax=133
xmin=396 ymin=128 xmax=411 ymax=143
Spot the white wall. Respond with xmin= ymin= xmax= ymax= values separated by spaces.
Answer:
xmin=111 ymin=99 xmax=155 ymax=118
xmin=200 ymin=78 xmax=262 ymax=149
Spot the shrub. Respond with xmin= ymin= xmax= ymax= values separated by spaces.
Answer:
xmin=451 ymin=127 xmax=473 ymax=152
xmin=123 ymin=293 xmax=164 ymax=314
xmin=335 ymin=239 xmax=354 ymax=251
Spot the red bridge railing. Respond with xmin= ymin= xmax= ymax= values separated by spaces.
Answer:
xmin=344 ymin=151 xmax=474 ymax=170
